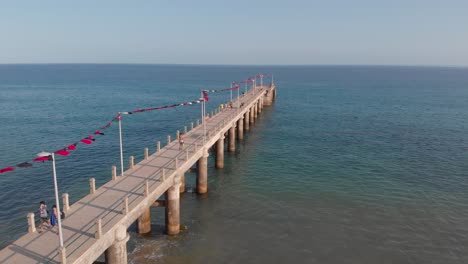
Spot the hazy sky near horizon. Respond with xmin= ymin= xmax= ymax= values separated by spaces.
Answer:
xmin=1 ymin=0 xmax=467 ymax=66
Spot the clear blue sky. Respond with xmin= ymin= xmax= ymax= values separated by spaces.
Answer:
xmin=1 ymin=0 xmax=467 ymax=66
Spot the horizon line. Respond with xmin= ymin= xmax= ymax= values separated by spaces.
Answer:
xmin=0 ymin=63 xmax=467 ymax=69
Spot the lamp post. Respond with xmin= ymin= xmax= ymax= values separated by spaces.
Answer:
xmin=237 ymin=83 xmax=240 ymax=110
xmin=37 ymin=152 xmax=64 ymax=249
xmin=253 ymin=78 xmax=256 ymax=94
xmin=245 ymin=80 xmax=248 ymax=95
xmin=118 ymin=112 xmax=126 ymax=177
xmin=201 ymin=90 xmax=206 ymax=144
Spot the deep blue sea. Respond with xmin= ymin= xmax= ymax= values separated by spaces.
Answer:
xmin=1 ymin=64 xmax=468 ymax=263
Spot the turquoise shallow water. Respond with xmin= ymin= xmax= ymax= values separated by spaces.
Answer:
xmin=1 ymin=65 xmax=468 ymax=263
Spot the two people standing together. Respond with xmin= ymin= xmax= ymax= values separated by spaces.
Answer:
xmin=37 ymin=201 xmax=64 ymax=233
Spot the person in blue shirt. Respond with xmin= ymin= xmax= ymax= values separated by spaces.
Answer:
xmin=50 ymin=205 xmax=58 ymax=233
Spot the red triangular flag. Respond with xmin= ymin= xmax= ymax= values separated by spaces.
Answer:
xmin=0 ymin=167 xmax=15 ymax=173
xmin=68 ymin=143 xmax=77 ymax=150
xmin=55 ymin=149 xmax=70 ymax=156
xmin=203 ymin=90 xmax=209 ymax=101
xmin=34 ymin=156 xmax=50 ymax=162
xmin=80 ymin=139 xmax=92 ymax=145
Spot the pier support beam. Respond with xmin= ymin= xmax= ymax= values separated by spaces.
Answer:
xmin=216 ymin=136 xmax=225 ymax=169
xmin=165 ymin=180 xmax=181 ymax=235
xmin=244 ymin=110 xmax=250 ymax=131
xmin=105 ymin=226 xmax=129 ymax=264
xmin=254 ymin=104 xmax=258 ymax=119
xmin=237 ymin=117 xmax=244 ymax=140
xmin=197 ymin=148 xmax=209 ymax=194
xmin=137 ymin=208 xmax=151 ymax=234
xmin=229 ymin=124 xmax=236 ymax=152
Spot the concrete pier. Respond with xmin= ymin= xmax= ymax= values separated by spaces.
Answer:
xmin=237 ymin=117 xmax=244 ymax=140
xmin=179 ymin=172 xmax=185 ymax=193
xmin=197 ymin=148 xmax=209 ymax=194
xmin=105 ymin=227 xmax=130 ymax=264
xmin=263 ymin=84 xmax=275 ymax=106
xmin=137 ymin=208 xmax=151 ymax=234
xmin=250 ymin=106 xmax=254 ymax=123
xmin=245 ymin=110 xmax=250 ymax=130
xmin=254 ymin=103 xmax=258 ymax=119
xmin=165 ymin=180 xmax=181 ymax=235
xmin=0 ymin=83 xmax=276 ymax=264
xmin=216 ymin=136 xmax=225 ymax=168
xmin=229 ymin=124 xmax=236 ymax=152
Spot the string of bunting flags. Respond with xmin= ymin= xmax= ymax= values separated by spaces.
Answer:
xmin=203 ymin=82 xmax=240 ymax=93
xmin=0 ymin=73 xmax=271 ymax=175
xmin=0 ymin=94 xmax=210 ymax=174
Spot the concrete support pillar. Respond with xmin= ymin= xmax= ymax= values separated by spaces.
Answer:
xmin=216 ymin=136 xmax=225 ymax=169
xmin=254 ymin=104 xmax=258 ymax=118
xmin=250 ymin=107 xmax=254 ymax=123
xmin=229 ymin=124 xmax=236 ymax=152
xmin=237 ymin=117 xmax=244 ymax=140
xmin=165 ymin=181 xmax=181 ymax=235
xmin=258 ymin=100 xmax=262 ymax=113
xmin=179 ymin=172 xmax=185 ymax=193
xmin=105 ymin=226 xmax=130 ymax=264
xmin=137 ymin=208 xmax=151 ymax=234
xmin=244 ymin=111 xmax=250 ymax=131
xmin=197 ymin=149 xmax=209 ymax=194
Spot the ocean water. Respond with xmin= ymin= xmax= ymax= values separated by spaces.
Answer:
xmin=1 ymin=65 xmax=468 ymax=263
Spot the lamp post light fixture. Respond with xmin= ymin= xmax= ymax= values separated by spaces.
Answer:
xmin=36 ymin=151 xmax=64 ymax=249
xmin=201 ymin=90 xmax=206 ymax=144
xmin=117 ymin=112 xmax=128 ymax=177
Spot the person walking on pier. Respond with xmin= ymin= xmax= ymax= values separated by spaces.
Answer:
xmin=37 ymin=201 xmax=49 ymax=232
xmin=50 ymin=205 xmax=58 ymax=233
xmin=179 ymin=133 xmax=184 ymax=150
